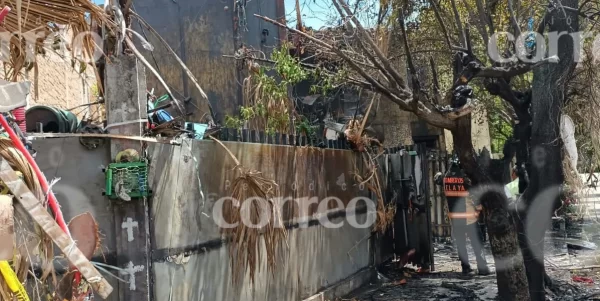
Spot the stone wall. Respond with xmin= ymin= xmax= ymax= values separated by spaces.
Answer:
xmin=370 ymin=96 xmax=414 ymax=147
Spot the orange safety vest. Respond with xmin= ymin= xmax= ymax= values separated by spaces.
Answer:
xmin=443 ymin=176 xmax=480 ymax=224
xmin=443 ymin=176 xmax=468 ymax=197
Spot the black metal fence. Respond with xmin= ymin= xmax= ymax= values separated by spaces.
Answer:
xmin=216 ymin=128 xmax=425 ymax=155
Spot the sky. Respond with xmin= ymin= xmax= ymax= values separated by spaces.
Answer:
xmin=90 ymin=0 xmax=376 ymax=29
xmin=284 ymin=0 xmax=380 ymax=29
xmin=284 ymin=0 xmax=331 ymax=29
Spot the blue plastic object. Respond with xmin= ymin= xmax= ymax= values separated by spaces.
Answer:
xmin=185 ymin=123 xmax=208 ymax=140
xmin=147 ymin=99 xmax=174 ymax=125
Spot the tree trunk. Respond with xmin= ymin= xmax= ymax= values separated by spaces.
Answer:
xmin=452 ymin=117 xmax=530 ymax=301
xmin=518 ymin=1 xmax=578 ymax=300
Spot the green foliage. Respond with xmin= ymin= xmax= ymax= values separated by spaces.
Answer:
xmin=390 ymin=0 xmax=543 ymax=153
xmin=272 ymin=46 xmax=309 ymax=85
xmin=225 ymin=43 xmax=340 ymax=134
xmin=91 ymin=83 xmax=99 ymax=97
xmin=295 ymin=116 xmax=317 ymax=138
xmin=224 ymin=115 xmax=244 ymax=129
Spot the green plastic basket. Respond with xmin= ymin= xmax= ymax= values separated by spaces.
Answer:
xmin=104 ymin=162 xmax=150 ymax=199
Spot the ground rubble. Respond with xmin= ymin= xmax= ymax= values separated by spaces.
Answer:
xmin=345 ymin=238 xmax=600 ymax=301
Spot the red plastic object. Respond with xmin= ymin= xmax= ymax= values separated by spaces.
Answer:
xmin=0 ymin=4 xmax=83 ymax=285
xmin=572 ymin=276 xmax=594 ymax=284
xmin=0 ymin=114 xmax=71 ymax=237
xmin=12 ymin=107 xmax=26 ymax=133
xmin=0 ymin=7 xmax=10 ymax=22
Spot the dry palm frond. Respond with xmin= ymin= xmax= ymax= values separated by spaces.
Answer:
xmin=0 ymin=137 xmax=54 ymax=300
xmin=0 ymin=0 xmax=110 ymax=33
xmin=354 ymin=151 xmax=395 ymax=234
xmin=0 ymin=138 xmax=43 ymax=199
xmin=209 ymin=136 xmax=288 ymax=286
xmin=0 ymin=0 xmax=114 ymax=80
xmin=345 ymin=98 xmax=392 ymax=233
xmin=344 ymin=98 xmax=384 ymax=154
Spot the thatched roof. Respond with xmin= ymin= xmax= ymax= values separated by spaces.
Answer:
xmin=0 ymin=0 xmax=113 ymax=80
xmin=0 ymin=0 xmax=109 ymax=32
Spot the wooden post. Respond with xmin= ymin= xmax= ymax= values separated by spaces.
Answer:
xmin=0 ymin=159 xmax=113 ymax=298
xmin=104 ymin=54 xmax=151 ymax=300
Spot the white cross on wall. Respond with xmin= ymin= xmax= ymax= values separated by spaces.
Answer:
xmin=119 ymin=261 xmax=144 ymax=291
xmin=121 ymin=217 xmax=138 ymax=242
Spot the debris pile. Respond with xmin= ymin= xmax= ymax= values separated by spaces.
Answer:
xmin=0 ymin=66 xmax=112 ymax=300
xmin=348 ymin=233 xmax=600 ymax=301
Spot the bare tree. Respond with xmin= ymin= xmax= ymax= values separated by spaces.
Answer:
xmin=255 ymin=0 xmax=588 ymax=299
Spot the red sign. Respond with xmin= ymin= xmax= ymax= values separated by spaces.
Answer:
xmin=443 ymin=177 xmax=468 ymax=197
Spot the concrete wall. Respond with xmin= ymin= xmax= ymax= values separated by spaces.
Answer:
xmin=148 ymin=141 xmax=375 ymax=301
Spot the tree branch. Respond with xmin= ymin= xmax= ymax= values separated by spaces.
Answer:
xmin=430 ymin=57 xmax=442 ymax=105
xmin=537 ymin=11 xmax=548 ymax=33
xmin=428 ymin=0 xmax=453 ymax=50
xmin=507 ymin=0 xmax=522 ymax=36
xmin=446 ymin=98 xmax=477 ymax=120
xmin=487 ymin=0 xmax=499 ymax=34
xmin=335 ymin=0 xmax=410 ymax=91
xmin=256 ymin=15 xmax=405 ymax=101
xmin=484 ymin=79 xmax=530 ymax=123
xmin=461 ymin=0 xmax=489 ymax=45
xmin=330 ymin=0 xmax=395 ymax=86
xmin=465 ymin=27 xmax=473 ymax=56
xmin=399 ymin=9 xmax=418 ymax=92
xmin=449 ymin=0 xmax=467 ymax=47
xmin=476 ymin=56 xmax=559 ymax=78
xmin=474 ymin=0 xmax=491 ymax=43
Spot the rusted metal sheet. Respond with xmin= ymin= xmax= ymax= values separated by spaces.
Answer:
xmin=148 ymin=140 xmax=372 ymax=301
xmin=275 ymin=0 xmax=287 ymax=42
xmin=134 ymin=0 xmax=283 ymax=123
xmin=148 ymin=141 xmax=365 ymax=250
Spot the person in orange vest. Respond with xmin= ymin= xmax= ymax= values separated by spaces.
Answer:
xmin=435 ymin=155 xmax=490 ymax=276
